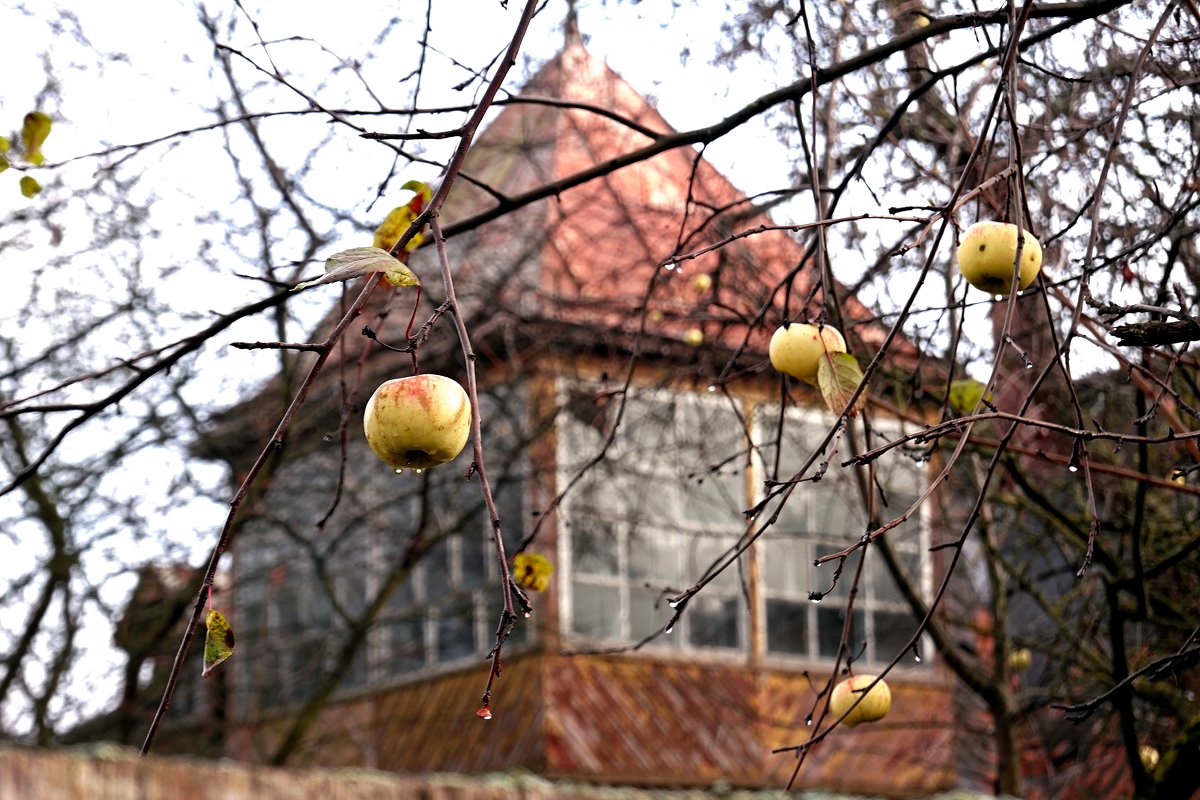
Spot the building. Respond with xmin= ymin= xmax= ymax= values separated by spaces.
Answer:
xmin=197 ymin=24 xmax=957 ymax=797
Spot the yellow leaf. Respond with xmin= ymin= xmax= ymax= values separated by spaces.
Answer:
xmin=19 ymin=176 xmax=41 ymax=198
xmin=0 ymin=156 xmax=8 ymax=174
xmin=202 ymin=609 xmax=235 ymax=678
xmin=948 ymin=378 xmax=991 ymax=415
xmin=21 ymin=112 xmax=51 ymax=162
xmin=817 ymin=352 xmax=867 ymax=417
xmin=372 ymin=181 xmax=433 ymax=253
xmin=0 ymin=136 xmax=10 ymax=153
xmin=513 ymin=552 xmax=553 ymax=592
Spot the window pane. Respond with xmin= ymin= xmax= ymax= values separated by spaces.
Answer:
xmin=572 ymin=518 xmax=619 ymax=575
xmin=871 ymin=546 xmax=920 ymax=605
xmin=817 ymin=606 xmax=865 ymax=658
xmin=435 ymin=602 xmax=476 ymax=662
xmin=874 ymin=610 xmax=919 ymax=664
xmin=687 ymin=593 xmax=740 ymax=649
xmin=571 ymin=581 xmax=621 ymax=639
xmin=811 ymin=543 xmax=858 ymax=601
xmin=629 ymin=584 xmax=675 ymax=643
xmin=386 ymin=617 xmax=426 ymax=675
xmin=766 ymin=598 xmax=809 ymax=655
xmin=460 ymin=533 xmax=486 ymax=589
xmin=764 ymin=535 xmax=806 ymax=596
xmin=629 ymin=527 xmax=682 ymax=586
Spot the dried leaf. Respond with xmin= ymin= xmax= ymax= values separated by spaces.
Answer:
xmin=293 ymin=247 xmax=420 ymax=291
xmin=202 ymin=609 xmax=235 ymax=678
xmin=817 ymin=352 xmax=867 ymax=417
xmin=513 ymin=552 xmax=553 ymax=592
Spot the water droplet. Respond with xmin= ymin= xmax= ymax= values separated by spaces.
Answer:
xmin=1025 ymin=362 xmax=1034 ymax=370
xmin=1068 ymin=465 xmax=1078 ymax=473
xmin=664 ymin=623 xmax=675 ymax=634
xmin=707 ymin=384 xmax=717 ymax=393
xmin=394 ymin=468 xmax=404 ymax=475
xmin=914 ymin=653 xmax=922 ymax=663
xmin=668 ymin=599 xmax=681 ymax=609
xmin=523 ymin=611 xmax=532 ymax=619
xmin=994 ymin=294 xmax=1004 ymax=302
xmin=805 ymin=714 xmax=813 ymax=727
xmin=808 ymin=592 xmax=823 ymax=605
xmin=414 ymin=468 xmax=424 ymax=475
xmin=813 ymin=560 xmax=822 ymax=568
xmin=322 ymin=433 xmax=332 ymax=442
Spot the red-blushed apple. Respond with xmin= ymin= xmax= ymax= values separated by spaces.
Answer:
xmin=956 ymin=220 xmax=1042 ymax=296
xmin=829 ymin=674 xmax=892 ymax=727
xmin=363 ymin=374 xmax=471 ymax=471
xmin=768 ymin=322 xmax=846 ymax=384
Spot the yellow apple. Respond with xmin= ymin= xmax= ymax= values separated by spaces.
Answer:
xmin=956 ymin=220 xmax=1042 ymax=296
xmin=1007 ymin=647 xmax=1032 ymax=672
xmin=768 ymin=322 xmax=846 ymax=384
xmin=363 ymin=374 xmax=471 ymax=470
xmin=1140 ymin=745 xmax=1160 ymax=771
xmin=683 ymin=328 xmax=705 ymax=347
xmin=691 ymin=273 xmax=713 ymax=293
xmin=829 ymin=674 xmax=891 ymax=727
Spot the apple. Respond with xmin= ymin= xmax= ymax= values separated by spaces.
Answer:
xmin=363 ymin=374 xmax=471 ymax=471
xmin=683 ymin=328 xmax=705 ymax=347
xmin=829 ymin=674 xmax=891 ymax=727
xmin=956 ymin=220 xmax=1042 ymax=296
xmin=768 ymin=322 xmax=846 ymax=384
xmin=691 ymin=273 xmax=713 ymax=293
xmin=1007 ymin=647 xmax=1032 ymax=672
xmin=1140 ymin=744 xmax=1160 ymax=771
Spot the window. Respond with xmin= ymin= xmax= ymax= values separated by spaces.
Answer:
xmin=559 ymin=386 xmax=749 ymax=651
xmin=233 ymin=385 xmax=528 ymax=715
xmin=558 ymin=381 xmax=929 ymax=667
xmin=757 ymin=406 xmax=928 ymax=664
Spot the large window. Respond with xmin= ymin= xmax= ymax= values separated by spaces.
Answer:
xmin=557 ymin=382 xmax=928 ymax=666
xmin=233 ymin=386 xmax=527 ymax=714
xmin=559 ymin=387 xmax=748 ymax=651
xmin=758 ymin=407 xmax=927 ymax=663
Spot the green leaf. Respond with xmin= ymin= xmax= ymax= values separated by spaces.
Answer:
xmin=0 ymin=137 xmax=10 ymax=153
xmin=0 ymin=156 xmax=8 ymax=174
xmin=293 ymin=246 xmax=420 ymax=291
xmin=817 ymin=352 xmax=867 ymax=417
xmin=21 ymin=112 xmax=51 ymax=162
xmin=19 ymin=176 xmax=41 ymax=198
xmin=202 ymin=609 xmax=235 ymax=678
xmin=948 ymin=378 xmax=991 ymax=415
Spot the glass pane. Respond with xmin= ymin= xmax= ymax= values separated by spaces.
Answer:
xmin=629 ymin=527 xmax=682 ymax=586
xmin=386 ymin=616 xmax=426 ymax=675
xmin=874 ymin=609 xmax=919 ymax=664
xmin=571 ymin=518 xmax=619 ymax=575
xmin=817 ymin=606 xmax=865 ymax=658
xmin=460 ymin=533 xmax=487 ymax=589
xmin=685 ymin=535 xmax=740 ymax=592
xmin=766 ymin=598 xmax=809 ymax=655
xmin=424 ymin=537 xmax=452 ymax=598
xmin=571 ymin=581 xmax=621 ymax=639
xmin=678 ymin=469 xmax=745 ymax=528
xmin=810 ymin=543 xmax=859 ymax=600
xmin=763 ymin=534 xmax=807 ymax=596
xmin=629 ymin=584 xmax=675 ymax=644
xmin=435 ymin=602 xmax=476 ymax=662
xmin=871 ymin=546 xmax=921 ymax=604
xmin=687 ymin=593 xmax=740 ymax=650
